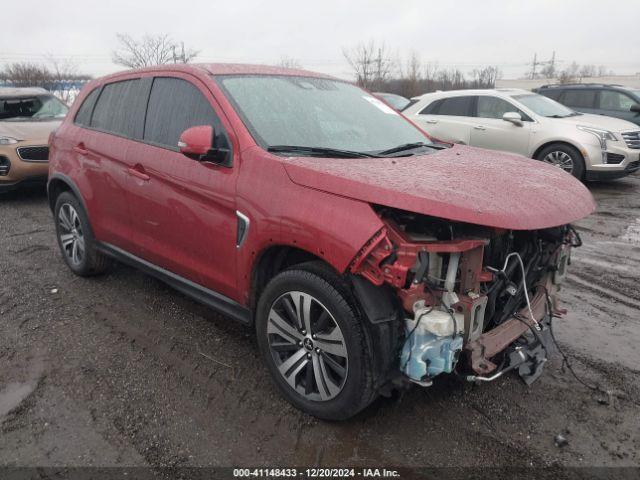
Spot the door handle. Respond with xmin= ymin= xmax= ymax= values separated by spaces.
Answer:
xmin=474 ymin=125 xmax=486 ymax=131
xmin=73 ymin=144 xmax=89 ymax=155
xmin=425 ymin=119 xmax=438 ymax=124
xmin=127 ymin=166 xmax=150 ymax=181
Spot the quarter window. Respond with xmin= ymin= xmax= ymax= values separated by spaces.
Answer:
xmin=599 ymin=91 xmax=636 ymax=111
xmin=144 ymin=77 xmax=227 ymax=150
xmin=562 ymin=90 xmax=597 ymax=109
xmin=418 ymin=99 xmax=443 ymax=115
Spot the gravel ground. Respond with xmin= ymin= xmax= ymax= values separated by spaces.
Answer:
xmin=1 ymin=175 xmax=639 ymax=475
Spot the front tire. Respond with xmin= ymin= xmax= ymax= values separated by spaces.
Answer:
xmin=536 ymin=143 xmax=585 ymax=179
xmin=256 ymin=265 xmax=379 ymax=420
xmin=54 ymin=191 xmax=109 ymax=276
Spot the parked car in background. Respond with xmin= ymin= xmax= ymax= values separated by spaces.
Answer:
xmin=373 ymin=92 xmax=411 ymax=111
xmin=48 ymin=64 xmax=594 ymax=419
xmin=535 ymin=83 xmax=640 ymax=126
xmin=0 ymin=87 xmax=68 ymax=193
xmin=404 ymin=88 xmax=640 ymax=181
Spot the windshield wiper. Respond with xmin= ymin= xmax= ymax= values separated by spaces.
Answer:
xmin=377 ymin=142 xmax=432 ymax=155
xmin=267 ymin=145 xmax=380 ymax=158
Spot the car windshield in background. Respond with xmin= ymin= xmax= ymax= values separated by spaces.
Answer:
xmin=0 ymin=95 xmax=68 ymax=121
xmin=217 ymin=75 xmax=429 ymax=156
xmin=513 ymin=93 xmax=577 ymax=118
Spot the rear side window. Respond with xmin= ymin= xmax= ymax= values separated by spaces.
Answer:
xmin=74 ymin=88 xmax=100 ymax=126
xmin=435 ymin=96 xmax=474 ymax=116
xmin=144 ymin=77 xmax=227 ymax=150
xmin=539 ymin=89 xmax=562 ymax=101
xmin=91 ymin=79 xmax=146 ymax=138
xmin=562 ymin=89 xmax=597 ymax=108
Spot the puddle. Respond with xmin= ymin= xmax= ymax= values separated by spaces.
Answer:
xmin=0 ymin=381 xmax=37 ymax=417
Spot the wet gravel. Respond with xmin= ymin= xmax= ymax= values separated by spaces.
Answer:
xmin=1 ymin=175 xmax=639 ymax=473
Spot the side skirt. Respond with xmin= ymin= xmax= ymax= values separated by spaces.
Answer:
xmin=97 ymin=242 xmax=252 ymax=325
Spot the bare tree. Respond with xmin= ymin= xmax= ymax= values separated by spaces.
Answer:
xmin=0 ymin=63 xmax=50 ymax=88
xmin=277 ymin=56 xmax=302 ymax=69
xmin=343 ymin=40 xmax=396 ymax=90
xmin=470 ymin=66 xmax=501 ymax=88
xmin=558 ymin=61 xmax=580 ymax=84
xmin=0 ymin=60 xmax=91 ymax=104
xmin=578 ymin=64 xmax=597 ymax=80
xmin=402 ymin=51 xmax=423 ymax=98
xmin=540 ymin=62 xmax=557 ymax=79
xmin=45 ymin=56 xmax=91 ymax=103
xmin=112 ymin=33 xmax=199 ymax=69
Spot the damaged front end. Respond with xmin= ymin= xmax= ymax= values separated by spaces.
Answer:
xmin=350 ymin=208 xmax=581 ymax=387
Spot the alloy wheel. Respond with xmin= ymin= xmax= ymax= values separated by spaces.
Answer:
xmin=267 ymin=291 xmax=348 ymax=401
xmin=58 ymin=203 xmax=85 ymax=266
xmin=543 ymin=150 xmax=574 ymax=173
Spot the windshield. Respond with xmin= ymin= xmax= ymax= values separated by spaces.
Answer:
xmin=512 ymin=93 xmax=577 ymax=118
xmin=0 ymin=94 xmax=68 ymax=121
xmin=217 ymin=75 xmax=429 ymax=154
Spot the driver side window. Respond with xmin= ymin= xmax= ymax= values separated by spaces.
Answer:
xmin=477 ymin=96 xmax=527 ymax=120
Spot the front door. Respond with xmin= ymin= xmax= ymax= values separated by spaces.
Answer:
xmin=597 ymin=89 xmax=640 ymax=125
xmin=470 ymin=96 xmax=532 ymax=156
xmin=125 ymin=75 xmax=239 ymax=300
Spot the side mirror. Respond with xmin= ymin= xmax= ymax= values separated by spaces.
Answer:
xmin=178 ymin=125 xmax=230 ymax=165
xmin=503 ymin=111 xmax=523 ymax=126
xmin=630 ymin=104 xmax=640 ymax=114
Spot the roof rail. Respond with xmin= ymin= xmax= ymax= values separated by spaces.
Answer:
xmin=538 ymin=83 xmax=624 ymax=89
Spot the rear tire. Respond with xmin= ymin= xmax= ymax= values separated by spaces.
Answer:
xmin=535 ymin=143 xmax=585 ymax=179
xmin=54 ymin=191 xmax=109 ymax=276
xmin=256 ymin=263 xmax=386 ymax=420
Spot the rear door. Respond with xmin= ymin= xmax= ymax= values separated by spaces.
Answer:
xmin=125 ymin=74 xmax=239 ymax=299
xmin=414 ymin=96 xmax=475 ymax=144
xmin=74 ymin=78 xmax=147 ymax=251
xmin=469 ymin=95 xmax=532 ymax=156
xmin=597 ymin=89 xmax=639 ymax=124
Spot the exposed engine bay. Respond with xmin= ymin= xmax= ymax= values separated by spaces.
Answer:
xmin=350 ymin=207 xmax=582 ymax=387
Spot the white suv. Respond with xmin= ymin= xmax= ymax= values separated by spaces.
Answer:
xmin=404 ymin=88 xmax=640 ymax=180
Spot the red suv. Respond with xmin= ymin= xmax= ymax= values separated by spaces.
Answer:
xmin=48 ymin=64 xmax=595 ymax=420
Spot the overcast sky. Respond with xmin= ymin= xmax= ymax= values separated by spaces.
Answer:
xmin=2 ymin=0 xmax=639 ymax=80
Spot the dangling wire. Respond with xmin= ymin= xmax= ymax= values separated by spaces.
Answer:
xmin=488 ymin=252 xmax=540 ymax=330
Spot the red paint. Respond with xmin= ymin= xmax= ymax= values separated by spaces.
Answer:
xmin=179 ymin=125 xmax=214 ymax=157
xmin=49 ymin=64 xmax=595 ymax=310
xmin=284 ymin=145 xmax=596 ymax=231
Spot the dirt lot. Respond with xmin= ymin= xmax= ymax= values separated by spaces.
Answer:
xmin=1 ymin=175 xmax=639 ymax=475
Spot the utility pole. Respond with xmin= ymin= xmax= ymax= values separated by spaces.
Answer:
xmin=530 ymin=53 xmax=538 ymax=79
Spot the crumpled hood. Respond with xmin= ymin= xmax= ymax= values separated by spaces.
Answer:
xmin=282 ymin=144 xmax=596 ymax=230
xmin=0 ymin=119 xmax=61 ymax=141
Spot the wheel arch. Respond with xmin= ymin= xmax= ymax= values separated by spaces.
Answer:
xmin=249 ymin=244 xmax=329 ymax=312
xmin=532 ymin=140 xmax=584 ymax=161
xmin=47 ymin=173 xmax=86 ymax=213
